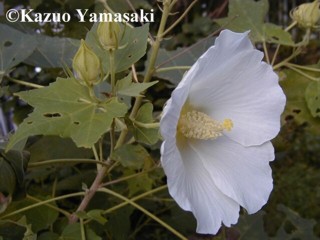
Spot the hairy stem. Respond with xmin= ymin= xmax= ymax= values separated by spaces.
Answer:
xmin=115 ymin=0 xmax=172 ymax=148
xmin=1 ymin=192 xmax=84 ymax=219
xmin=7 ymin=77 xmax=44 ymax=89
xmin=99 ymin=187 xmax=187 ymax=240
xmin=69 ymin=166 xmax=108 ymax=223
xmin=28 ymin=159 xmax=110 ymax=168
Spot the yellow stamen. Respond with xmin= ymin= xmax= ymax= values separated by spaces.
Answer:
xmin=178 ymin=110 xmax=233 ymax=140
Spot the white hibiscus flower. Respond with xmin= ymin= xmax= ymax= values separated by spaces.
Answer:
xmin=160 ymin=30 xmax=286 ymax=234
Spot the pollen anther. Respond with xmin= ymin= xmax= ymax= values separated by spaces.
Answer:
xmin=178 ymin=110 xmax=233 ymax=140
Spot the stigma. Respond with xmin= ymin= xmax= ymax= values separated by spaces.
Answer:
xmin=177 ymin=110 xmax=233 ymax=140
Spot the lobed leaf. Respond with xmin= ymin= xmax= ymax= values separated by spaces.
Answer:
xmin=305 ymin=81 xmax=320 ymax=118
xmin=24 ymin=35 xmax=80 ymax=68
xmin=237 ymin=211 xmax=268 ymax=240
xmin=7 ymin=78 xmax=128 ymax=150
xmin=112 ymin=144 xmax=150 ymax=169
xmin=215 ymin=0 xmax=294 ymax=45
xmin=58 ymin=223 xmax=101 ymax=240
xmin=280 ymin=70 xmax=320 ymax=134
xmin=0 ymin=24 xmax=37 ymax=73
xmin=116 ymin=73 xmax=158 ymax=97
xmin=86 ymin=23 xmax=149 ymax=74
xmin=146 ymin=37 xmax=214 ymax=85
xmin=129 ymin=103 xmax=159 ymax=145
xmin=272 ymin=205 xmax=318 ymax=240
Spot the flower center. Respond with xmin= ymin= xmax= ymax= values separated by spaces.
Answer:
xmin=177 ymin=110 xmax=233 ymax=140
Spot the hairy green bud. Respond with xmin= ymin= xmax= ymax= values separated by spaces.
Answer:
xmin=291 ymin=0 xmax=320 ymax=29
xmin=73 ymin=40 xmax=101 ymax=86
xmin=97 ymin=21 xmax=122 ymax=50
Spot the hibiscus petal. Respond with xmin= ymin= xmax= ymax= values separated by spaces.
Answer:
xmin=160 ymin=56 xmax=199 ymax=139
xmin=187 ymin=30 xmax=286 ymax=146
xmin=188 ymin=137 xmax=274 ymax=214
xmin=161 ymin=137 xmax=240 ymax=234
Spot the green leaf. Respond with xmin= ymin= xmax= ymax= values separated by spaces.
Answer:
xmin=28 ymin=136 xmax=92 ymax=163
xmin=38 ymin=232 xmax=60 ymax=240
xmin=112 ymin=144 xmax=150 ymax=169
xmin=272 ymin=205 xmax=318 ymax=240
xmin=147 ymin=37 xmax=214 ymax=85
xmin=0 ymin=148 xmax=29 ymax=204
xmin=22 ymin=198 xmax=59 ymax=232
xmin=280 ymin=70 xmax=320 ymax=134
xmin=263 ymin=23 xmax=295 ymax=46
xmin=0 ymin=220 xmax=25 ymax=239
xmin=305 ymin=81 xmax=320 ymax=118
xmin=55 ymin=170 xmax=96 ymax=191
xmin=0 ymin=157 xmax=16 ymax=196
xmin=87 ymin=209 xmax=108 ymax=225
xmin=1 ymin=149 xmax=29 ymax=185
xmin=86 ymin=24 xmax=149 ymax=74
xmin=116 ymin=73 xmax=158 ymax=97
xmin=17 ymin=216 xmax=37 ymax=240
xmin=215 ymin=0 xmax=294 ymax=45
xmin=7 ymin=78 xmax=128 ymax=150
xmin=24 ymin=35 xmax=80 ymax=68
xmin=0 ymin=23 xmax=37 ymax=73
xmin=125 ymin=169 xmax=154 ymax=197
xmin=75 ymin=209 xmax=107 ymax=225
xmin=106 ymin=206 xmax=133 ymax=240
xmin=130 ymin=103 xmax=159 ymax=145
xmin=237 ymin=211 xmax=268 ymax=240
xmin=59 ymin=223 xmax=101 ymax=240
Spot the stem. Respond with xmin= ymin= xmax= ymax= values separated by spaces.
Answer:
xmin=110 ymin=121 xmax=116 ymax=155
xmin=7 ymin=77 xmax=44 ymax=89
xmin=273 ymin=49 xmax=301 ymax=70
xmin=92 ymin=145 xmax=101 ymax=171
xmin=131 ymin=64 xmax=139 ymax=83
xmin=271 ymin=21 xmax=297 ymax=66
xmin=162 ymin=0 xmax=198 ymax=37
xmin=28 ymin=159 xmax=111 ymax=168
xmin=286 ymin=63 xmax=320 ymax=72
xmin=116 ymin=0 xmax=172 ymax=148
xmin=80 ymin=218 xmax=86 ymax=240
xmin=271 ymin=44 xmax=281 ymax=66
xmin=156 ymin=66 xmax=191 ymax=73
xmin=26 ymin=195 xmax=71 ymax=218
xmin=69 ymin=30 xmax=121 ymax=222
xmin=101 ymin=166 xmax=158 ymax=187
xmin=103 ymin=185 xmax=167 ymax=214
xmin=109 ymin=49 xmax=116 ymax=95
xmin=69 ymin=166 xmax=108 ymax=223
xmin=98 ymin=187 xmax=187 ymax=240
xmin=1 ymin=192 xmax=84 ymax=219
xmin=285 ymin=21 xmax=297 ymax=32
xmin=132 ymin=120 xmax=160 ymax=129
xmin=99 ymin=139 xmax=103 ymax=161
xmin=286 ymin=64 xmax=320 ymax=82
xmin=263 ymin=41 xmax=270 ymax=64
xmin=125 ymin=0 xmax=155 ymax=43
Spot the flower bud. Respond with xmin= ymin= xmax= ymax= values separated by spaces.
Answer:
xmin=73 ymin=40 xmax=101 ymax=86
xmin=97 ymin=21 xmax=122 ymax=50
xmin=290 ymin=0 xmax=320 ymax=29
